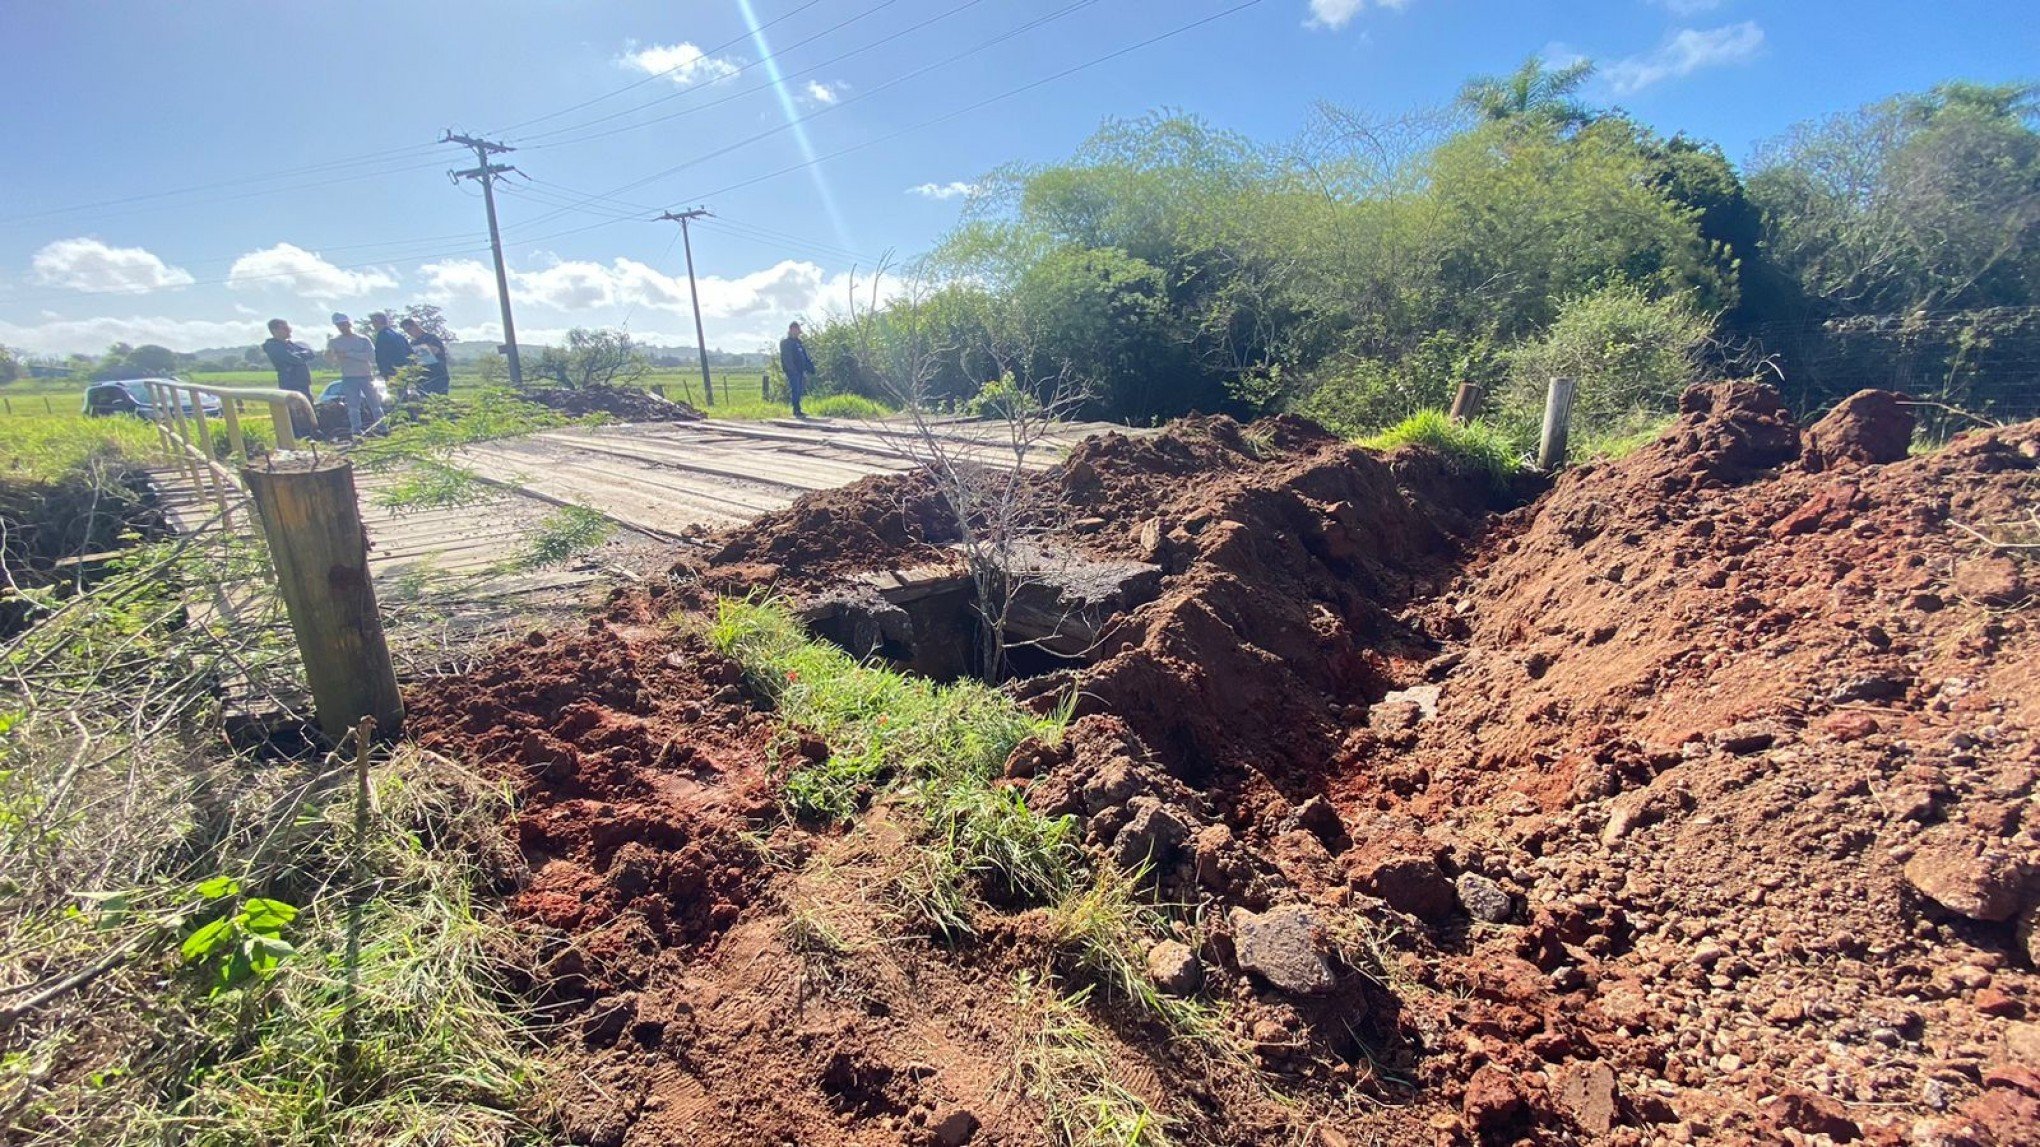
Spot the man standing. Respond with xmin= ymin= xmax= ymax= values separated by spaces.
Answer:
xmin=261 ymin=318 xmax=317 ymax=435
xmin=325 ymin=313 xmax=384 ymax=435
xmin=261 ymin=318 xmax=314 ymax=401
xmin=369 ymin=312 xmax=412 ymax=394
xmin=779 ymin=321 xmax=815 ymax=419
xmin=401 ymin=317 xmax=451 ymax=397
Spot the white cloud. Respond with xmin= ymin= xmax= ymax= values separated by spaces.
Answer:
xmin=803 ymin=80 xmax=845 ymax=106
xmin=1603 ymin=21 xmax=1765 ymax=94
xmin=0 ymin=314 xmax=262 ymax=356
xmin=30 ymin=238 xmax=194 ymax=294
xmin=618 ymin=41 xmax=740 ymax=86
xmin=1305 ymin=0 xmax=1408 ymax=32
xmin=226 ymin=243 xmax=398 ymax=297
xmin=906 ymin=181 xmax=978 ymax=201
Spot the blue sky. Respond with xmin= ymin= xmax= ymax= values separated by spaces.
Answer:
xmin=1 ymin=0 xmax=2032 ymax=357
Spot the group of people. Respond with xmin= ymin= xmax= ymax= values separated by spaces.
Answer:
xmin=261 ymin=311 xmax=450 ymax=436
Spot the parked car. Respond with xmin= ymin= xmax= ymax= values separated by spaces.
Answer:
xmin=314 ymin=378 xmax=391 ymax=408
xmin=81 ymin=379 xmax=224 ymax=419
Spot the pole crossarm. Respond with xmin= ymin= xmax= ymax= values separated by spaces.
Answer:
xmin=443 ymin=131 xmax=525 ymax=386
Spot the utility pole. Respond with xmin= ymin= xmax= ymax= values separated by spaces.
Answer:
xmin=656 ymin=208 xmax=716 ymax=407
xmin=443 ymin=131 xmax=524 ymax=387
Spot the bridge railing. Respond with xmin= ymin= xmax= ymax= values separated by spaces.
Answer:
xmin=142 ymin=379 xmax=317 ymax=526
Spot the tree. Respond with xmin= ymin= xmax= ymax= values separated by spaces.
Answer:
xmin=377 ymin=303 xmax=453 ymax=340
xmin=1458 ymin=55 xmax=1599 ymax=133
xmin=1749 ymin=82 xmax=2040 ymax=316
xmin=475 ymin=350 xmax=509 ymax=385
xmin=0 ymin=345 xmax=20 ymax=385
xmin=531 ymin=328 xmax=647 ymax=390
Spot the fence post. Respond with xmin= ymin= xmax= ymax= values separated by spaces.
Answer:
xmin=241 ymin=455 xmax=402 ymax=741
xmin=1448 ymin=382 xmax=1484 ymax=424
xmin=1538 ymin=376 xmax=1578 ymax=470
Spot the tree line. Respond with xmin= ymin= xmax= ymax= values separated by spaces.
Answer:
xmin=795 ymin=60 xmax=2038 ymax=442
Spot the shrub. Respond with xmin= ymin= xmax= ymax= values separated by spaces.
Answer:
xmin=1502 ymin=282 xmax=1713 ymax=441
xmin=807 ymin=393 xmax=893 ymax=419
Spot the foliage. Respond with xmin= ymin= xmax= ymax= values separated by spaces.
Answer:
xmin=1457 ymin=54 xmax=1598 ymax=132
xmin=1749 ymin=82 xmax=2040 ymax=316
xmin=965 ymin=374 xmax=1042 ymax=419
xmin=530 ymin=328 xmax=648 ymax=391
xmin=376 ymin=302 xmax=453 ymax=341
xmin=1291 ymin=330 xmax=1506 ymax=435
xmin=1502 ymin=282 xmax=1713 ymax=440
xmin=475 ymin=350 xmax=509 ymax=385
xmin=0 ymin=346 xmax=19 ymax=384
xmin=510 ymin=505 xmax=613 ymax=570
xmin=177 ymin=877 xmax=298 ymax=995
xmin=0 ymin=503 xmax=539 ymax=1143
xmin=1359 ymin=410 xmax=1522 ymax=487
xmin=702 ymin=598 xmax=1076 ymax=927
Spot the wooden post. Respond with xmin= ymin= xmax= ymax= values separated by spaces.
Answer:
xmin=1448 ymin=382 xmax=1484 ymax=424
xmin=1538 ymin=376 xmax=1578 ymax=470
xmin=242 ymin=456 xmax=402 ymax=741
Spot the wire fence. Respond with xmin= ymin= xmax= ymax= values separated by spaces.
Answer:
xmin=1742 ymin=306 xmax=2040 ymax=438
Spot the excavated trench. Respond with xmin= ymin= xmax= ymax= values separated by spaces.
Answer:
xmin=405 ymin=392 xmax=2040 ymax=1146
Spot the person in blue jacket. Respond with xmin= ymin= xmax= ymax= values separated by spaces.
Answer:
xmin=778 ymin=321 xmax=815 ymax=418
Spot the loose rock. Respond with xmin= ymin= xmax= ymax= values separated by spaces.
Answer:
xmin=1456 ymin=872 xmax=1514 ymax=924
xmin=1230 ymin=904 xmax=1336 ymax=995
xmin=1145 ymin=940 xmax=1203 ymax=996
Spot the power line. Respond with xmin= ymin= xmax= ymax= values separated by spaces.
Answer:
xmin=0 ymin=146 xmax=446 ymax=228
xmin=499 ymin=0 xmax=1101 ymax=237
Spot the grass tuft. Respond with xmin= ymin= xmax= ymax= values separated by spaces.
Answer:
xmin=1012 ymin=974 xmax=1171 ymax=1147
xmin=510 ymin=505 xmax=613 ymax=571
xmin=1359 ymin=410 xmax=1522 ymax=486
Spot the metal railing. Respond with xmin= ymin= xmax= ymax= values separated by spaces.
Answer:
xmin=143 ymin=379 xmax=317 ymax=526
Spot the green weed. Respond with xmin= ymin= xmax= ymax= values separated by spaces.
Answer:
xmin=509 ymin=505 xmax=614 ymax=571
xmin=374 ymin=460 xmax=489 ymax=511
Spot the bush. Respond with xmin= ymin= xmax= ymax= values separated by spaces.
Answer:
xmin=1360 ymin=409 xmax=1522 ymax=486
xmin=1502 ymin=282 xmax=1713 ymax=440
xmin=1289 ymin=331 xmax=1506 ymax=438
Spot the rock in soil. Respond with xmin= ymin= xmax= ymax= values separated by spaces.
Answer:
xmin=1455 ymin=872 xmax=1513 ymax=924
xmin=1145 ymin=939 xmax=1203 ymax=996
xmin=1230 ymin=904 xmax=1336 ymax=995
xmin=1904 ymin=828 xmax=2031 ymax=922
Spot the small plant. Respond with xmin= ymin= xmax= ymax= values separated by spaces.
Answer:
xmin=1360 ymin=410 xmax=1523 ymax=487
xmin=512 ymin=504 xmax=614 ymax=570
xmin=374 ymin=459 xmax=488 ymax=511
xmin=178 ymin=877 xmax=298 ymax=995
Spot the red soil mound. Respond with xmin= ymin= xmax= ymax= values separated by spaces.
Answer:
xmin=1324 ymin=384 xmax=2040 ymax=1143
xmin=413 ymin=389 xmax=2040 ymax=1145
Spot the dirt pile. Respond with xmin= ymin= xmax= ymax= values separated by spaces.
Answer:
xmin=520 ymin=384 xmax=706 ymax=423
xmin=1325 ymin=383 xmax=2040 ymax=1143
xmin=412 ymin=388 xmax=2039 ymax=1145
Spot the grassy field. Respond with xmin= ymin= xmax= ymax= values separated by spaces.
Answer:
xmin=0 ymin=364 xmax=890 ymax=425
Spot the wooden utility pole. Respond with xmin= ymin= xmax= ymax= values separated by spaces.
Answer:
xmin=444 ymin=131 xmax=524 ymax=387
xmin=1538 ymin=376 xmax=1578 ymax=470
xmin=242 ymin=456 xmax=402 ymax=741
xmin=656 ymin=208 xmax=716 ymax=406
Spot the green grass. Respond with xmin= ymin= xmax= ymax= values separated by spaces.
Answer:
xmin=1359 ymin=409 xmax=1523 ymax=486
xmin=703 ymin=598 xmax=1077 ymax=931
xmin=1012 ymin=975 xmax=1171 ymax=1147
xmin=1572 ymin=413 xmax=1674 ymax=462
xmin=0 ymin=410 xmax=160 ymax=484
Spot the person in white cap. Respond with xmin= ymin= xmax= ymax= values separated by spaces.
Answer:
xmin=325 ymin=313 xmax=383 ymax=435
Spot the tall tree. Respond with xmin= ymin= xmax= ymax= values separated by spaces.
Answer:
xmin=1457 ymin=55 xmax=1598 ymax=133
xmin=1749 ymin=82 xmax=2040 ymax=316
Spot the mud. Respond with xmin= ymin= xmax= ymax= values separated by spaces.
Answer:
xmin=412 ymin=388 xmax=2040 ymax=1145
